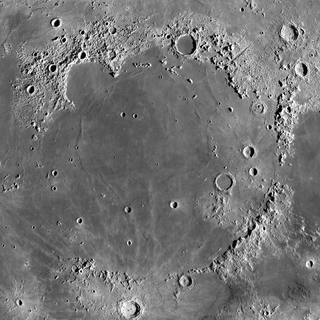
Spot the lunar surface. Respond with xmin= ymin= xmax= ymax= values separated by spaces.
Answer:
xmin=0 ymin=0 xmax=320 ymax=319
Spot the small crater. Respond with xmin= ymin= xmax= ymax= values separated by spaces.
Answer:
xmin=127 ymin=240 xmax=133 ymax=246
xmin=170 ymin=201 xmax=179 ymax=209
xmin=266 ymin=124 xmax=273 ymax=130
xmin=48 ymin=64 xmax=57 ymax=73
xmin=51 ymin=185 xmax=57 ymax=191
xmin=197 ymin=240 xmax=204 ymax=248
xmin=26 ymin=85 xmax=35 ymax=95
xmin=76 ymin=217 xmax=83 ymax=224
xmin=250 ymin=100 xmax=267 ymax=115
xmin=176 ymin=34 xmax=197 ymax=55
xmin=120 ymin=112 xmax=126 ymax=118
xmin=51 ymin=170 xmax=58 ymax=177
xmin=78 ymin=51 xmax=87 ymax=60
xmin=287 ymin=106 xmax=293 ymax=114
xmin=132 ymin=113 xmax=138 ymax=119
xmin=16 ymin=299 xmax=24 ymax=307
xmin=120 ymin=300 xmax=141 ymax=319
xmin=249 ymin=167 xmax=258 ymax=177
xmin=51 ymin=18 xmax=61 ymax=28
xmin=214 ymin=172 xmax=235 ymax=192
xmin=109 ymin=26 xmax=117 ymax=34
xmin=280 ymin=23 xmax=299 ymax=42
xmin=124 ymin=206 xmax=132 ymax=214
xmin=243 ymin=145 xmax=256 ymax=159
xmin=295 ymin=61 xmax=308 ymax=77
xmin=179 ymin=274 xmax=193 ymax=288
xmin=306 ymin=260 xmax=314 ymax=269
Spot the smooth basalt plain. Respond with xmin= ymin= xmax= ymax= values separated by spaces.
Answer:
xmin=0 ymin=1 xmax=319 ymax=320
